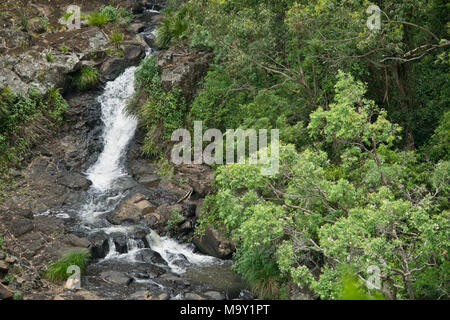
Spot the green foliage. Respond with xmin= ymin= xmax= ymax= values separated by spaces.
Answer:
xmin=135 ymin=0 xmax=449 ymax=300
xmin=12 ymin=292 xmax=23 ymax=300
xmin=109 ymin=29 xmax=123 ymax=47
xmin=59 ymin=45 xmax=69 ymax=53
xmin=130 ymin=56 xmax=187 ymax=158
xmin=0 ymin=233 xmax=3 ymax=247
xmin=0 ymin=86 xmax=68 ymax=168
xmin=87 ymin=11 xmax=109 ymax=27
xmin=199 ymin=73 xmax=449 ymax=300
xmin=45 ymin=52 xmax=53 ymax=62
xmin=167 ymin=208 xmax=184 ymax=230
xmin=87 ymin=6 xmax=134 ymax=27
xmin=45 ymin=250 xmax=91 ymax=281
xmin=71 ymin=66 xmax=99 ymax=91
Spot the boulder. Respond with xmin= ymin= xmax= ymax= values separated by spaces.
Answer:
xmin=58 ymin=173 xmax=92 ymax=190
xmin=156 ymin=48 xmax=214 ymax=103
xmin=143 ymin=204 xmax=183 ymax=230
xmin=203 ymin=291 xmax=225 ymax=300
xmin=0 ymin=29 xmax=32 ymax=49
xmin=100 ymin=44 xmax=145 ymax=81
xmin=99 ymin=271 xmax=131 ymax=285
xmin=184 ymin=293 xmax=206 ymax=300
xmin=107 ymin=193 xmax=157 ymax=224
xmin=192 ymin=224 xmax=235 ymax=259
xmin=0 ymin=283 xmax=13 ymax=300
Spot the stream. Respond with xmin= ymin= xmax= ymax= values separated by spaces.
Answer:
xmin=41 ymin=9 xmax=246 ymax=300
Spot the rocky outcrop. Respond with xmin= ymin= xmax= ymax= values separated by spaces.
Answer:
xmin=107 ymin=193 xmax=156 ymax=225
xmin=193 ymin=224 xmax=235 ymax=259
xmin=156 ymin=48 xmax=214 ymax=103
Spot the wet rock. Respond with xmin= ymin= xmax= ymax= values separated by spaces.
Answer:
xmin=134 ymin=248 xmax=166 ymax=265
xmin=58 ymin=173 xmax=92 ymax=190
xmin=100 ymin=271 xmax=131 ymax=285
xmin=185 ymin=293 xmax=206 ymax=300
xmin=0 ymin=283 xmax=13 ymax=300
xmin=158 ymin=292 xmax=170 ymax=300
xmin=100 ymin=43 xmax=145 ymax=81
xmin=143 ymin=204 xmax=183 ymax=231
xmin=107 ymin=193 xmax=156 ymax=224
xmin=203 ymin=291 xmax=225 ymax=300
xmin=113 ymin=176 xmax=138 ymax=191
xmin=160 ymin=274 xmax=189 ymax=289
xmin=90 ymin=238 xmax=110 ymax=259
xmin=192 ymin=224 xmax=235 ymax=259
xmin=138 ymin=174 xmax=161 ymax=188
xmin=128 ymin=23 xmax=146 ymax=33
xmin=130 ymin=290 xmax=151 ymax=300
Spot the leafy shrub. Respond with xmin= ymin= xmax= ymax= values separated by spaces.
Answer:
xmin=129 ymin=56 xmax=186 ymax=158
xmin=167 ymin=209 xmax=184 ymax=230
xmin=87 ymin=11 xmax=109 ymax=27
xmin=45 ymin=250 xmax=91 ymax=281
xmin=71 ymin=66 xmax=99 ymax=91
xmin=87 ymin=6 xmax=134 ymax=27
xmin=156 ymin=6 xmax=189 ymax=48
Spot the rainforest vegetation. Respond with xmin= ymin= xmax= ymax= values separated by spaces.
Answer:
xmin=133 ymin=0 xmax=449 ymax=299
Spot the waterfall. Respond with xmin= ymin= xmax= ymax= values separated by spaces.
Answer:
xmin=87 ymin=67 xmax=138 ymax=191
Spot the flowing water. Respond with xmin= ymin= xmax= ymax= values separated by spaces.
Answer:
xmin=58 ymin=59 xmax=242 ymax=299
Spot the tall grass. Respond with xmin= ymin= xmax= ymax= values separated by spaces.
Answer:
xmin=45 ymin=250 xmax=91 ymax=281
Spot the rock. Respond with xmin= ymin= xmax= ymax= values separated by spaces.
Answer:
xmin=100 ymin=44 xmax=145 ymax=81
xmin=128 ymin=23 xmax=145 ymax=33
xmin=100 ymin=271 xmax=131 ymax=285
xmin=158 ymin=293 xmax=170 ymax=300
xmin=138 ymin=174 xmax=161 ymax=188
xmin=134 ymin=248 xmax=166 ymax=265
xmin=0 ymin=29 xmax=32 ymax=49
xmin=58 ymin=173 xmax=92 ymax=190
xmin=90 ymin=238 xmax=110 ymax=259
xmin=0 ymin=261 xmax=8 ymax=276
xmin=130 ymin=290 xmax=151 ymax=300
xmin=184 ymin=293 xmax=206 ymax=300
xmin=0 ymin=283 xmax=13 ymax=300
xmin=0 ymin=252 xmax=5 ymax=260
xmin=53 ymin=295 xmax=65 ymax=300
xmin=160 ymin=274 xmax=189 ymax=289
xmin=143 ymin=204 xmax=183 ymax=231
xmin=193 ymin=224 xmax=235 ymax=259
xmin=5 ymin=256 xmax=16 ymax=264
xmin=107 ymin=193 xmax=156 ymax=224
xmin=203 ymin=291 xmax=225 ymax=300
xmin=10 ymin=218 xmax=34 ymax=237
xmin=65 ymin=235 xmax=90 ymax=248
xmin=156 ymin=48 xmax=214 ymax=102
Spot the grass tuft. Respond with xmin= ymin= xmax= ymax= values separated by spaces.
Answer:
xmin=71 ymin=66 xmax=99 ymax=91
xmin=45 ymin=250 xmax=91 ymax=281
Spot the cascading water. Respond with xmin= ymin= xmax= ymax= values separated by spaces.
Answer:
xmin=72 ymin=64 xmax=218 ymax=277
xmin=86 ymin=67 xmax=138 ymax=191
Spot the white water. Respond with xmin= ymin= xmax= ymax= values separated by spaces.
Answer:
xmin=79 ymin=66 xmax=218 ymax=274
xmin=87 ymin=67 xmax=138 ymax=191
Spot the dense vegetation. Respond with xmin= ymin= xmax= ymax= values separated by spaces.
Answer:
xmin=0 ymin=87 xmax=68 ymax=173
xmin=132 ymin=0 xmax=449 ymax=300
